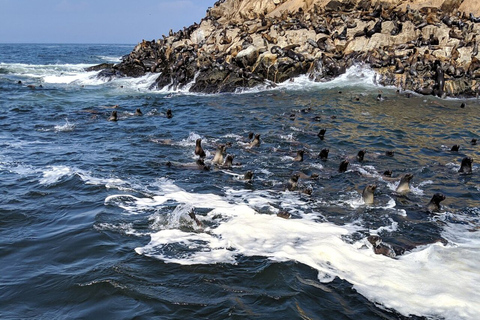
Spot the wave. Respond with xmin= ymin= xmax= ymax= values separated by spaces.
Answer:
xmin=1 ymin=61 xmax=382 ymax=95
xmin=98 ymin=177 xmax=480 ymax=320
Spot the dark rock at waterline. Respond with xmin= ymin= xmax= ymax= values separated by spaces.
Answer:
xmin=84 ymin=63 xmax=114 ymax=72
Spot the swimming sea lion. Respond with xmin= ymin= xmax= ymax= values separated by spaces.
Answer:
xmin=212 ymin=145 xmax=226 ymax=165
xmin=396 ymin=173 xmax=413 ymax=193
xmin=277 ymin=211 xmax=291 ymax=219
xmin=357 ymin=150 xmax=366 ymax=162
xmin=242 ymin=171 xmax=254 ymax=182
xmin=385 ymin=150 xmax=394 ymax=157
xmin=166 ymin=159 xmax=210 ymax=171
xmin=458 ymin=156 xmax=473 ymax=174
xmin=108 ymin=110 xmax=118 ymax=121
xmin=195 ymin=138 xmax=206 ymax=158
xmin=339 ymin=160 xmax=349 ymax=173
xmin=249 ymin=134 xmax=261 ymax=148
xmin=166 ymin=109 xmax=173 ymax=118
xmin=471 ymin=139 xmax=477 ymax=145
xmin=286 ymin=173 xmax=300 ymax=191
xmin=362 ymin=184 xmax=377 ymax=204
xmin=222 ymin=154 xmax=234 ymax=168
xmin=294 ymin=150 xmax=304 ymax=162
xmin=426 ymin=193 xmax=446 ymax=213
xmin=318 ymin=128 xmax=326 ymax=140
xmin=319 ymin=148 xmax=329 ymax=161
xmin=367 ymin=235 xmax=396 ymax=258
xmin=135 ymin=108 xmax=143 ymax=116
xmin=188 ymin=208 xmax=203 ymax=227
xmin=450 ymin=145 xmax=460 ymax=152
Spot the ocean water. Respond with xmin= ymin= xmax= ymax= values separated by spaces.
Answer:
xmin=0 ymin=43 xmax=479 ymax=320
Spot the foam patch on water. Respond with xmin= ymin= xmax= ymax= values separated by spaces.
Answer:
xmin=116 ymin=179 xmax=480 ymax=320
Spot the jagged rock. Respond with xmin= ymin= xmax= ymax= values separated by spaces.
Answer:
xmin=109 ymin=0 xmax=480 ymax=97
xmin=85 ymin=63 xmax=114 ymax=72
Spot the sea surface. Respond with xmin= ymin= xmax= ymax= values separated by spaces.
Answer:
xmin=0 ymin=43 xmax=479 ymax=320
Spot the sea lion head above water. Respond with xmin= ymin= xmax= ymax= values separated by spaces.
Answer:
xmin=243 ymin=170 xmax=254 ymax=182
xmin=318 ymin=128 xmax=326 ymax=140
xmin=396 ymin=173 xmax=414 ymax=193
xmin=195 ymin=138 xmax=206 ymax=158
xmin=135 ymin=108 xmax=143 ymax=116
xmin=249 ymin=134 xmax=261 ymax=148
xmin=223 ymin=154 xmax=234 ymax=168
xmin=357 ymin=150 xmax=366 ymax=162
xmin=426 ymin=193 xmax=446 ymax=213
xmin=108 ymin=110 xmax=118 ymax=121
xmin=294 ymin=150 xmax=304 ymax=162
xmin=367 ymin=235 xmax=396 ymax=258
xmin=166 ymin=109 xmax=173 ymax=118
xmin=362 ymin=184 xmax=377 ymax=204
xmin=286 ymin=173 xmax=300 ymax=191
xmin=319 ymin=148 xmax=329 ymax=161
xmin=458 ymin=156 xmax=473 ymax=174
xmin=339 ymin=159 xmax=349 ymax=173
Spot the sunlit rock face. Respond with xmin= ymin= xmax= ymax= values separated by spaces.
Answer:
xmin=106 ymin=0 xmax=480 ymax=96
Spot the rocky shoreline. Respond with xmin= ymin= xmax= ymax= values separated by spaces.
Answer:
xmin=97 ymin=0 xmax=480 ymax=97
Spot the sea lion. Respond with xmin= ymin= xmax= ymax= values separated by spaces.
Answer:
xmin=366 ymin=20 xmax=382 ymax=38
xmin=362 ymin=184 xmax=377 ymax=204
xmin=426 ymin=193 xmax=446 ymax=213
xmin=108 ymin=110 xmax=118 ymax=121
xmin=166 ymin=109 xmax=173 ymax=118
xmin=339 ymin=160 xmax=349 ymax=173
xmin=294 ymin=150 xmax=304 ymax=162
xmin=471 ymin=139 xmax=477 ymax=145
xmin=318 ymin=128 xmax=326 ymax=140
xmin=222 ymin=154 xmax=234 ymax=168
xmin=166 ymin=159 xmax=210 ymax=171
xmin=212 ymin=145 xmax=226 ymax=165
xmin=277 ymin=211 xmax=291 ymax=219
xmin=242 ymin=171 xmax=254 ymax=182
xmin=286 ymin=173 xmax=300 ymax=191
xmin=195 ymin=138 xmax=206 ymax=158
xmin=396 ymin=173 xmax=413 ymax=193
xmin=433 ymin=60 xmax=445 ymax=97
xmin=188 ymin=208 xmax=203 ymax=227
xmin=385 ymin=150 xmax=394 ymax=157
xmin=357 ymin=150 xmax=366 ymax=162
xmin=249 ymin=134 xmax=261 ymax=148
xmin=450 ymin=145 xmax=460 ymax=152
xmin=383 ymin=170 xmax=393 ymax=177
xmin=367 ymin=235 xmax=396 ymax=258
xmin=135 ymin=108 xmax=143 ymax=116
xmin=319 ymin=148 xmax=329 ymax=161
xmin=458 ymin=156 xmax=473 ymax=174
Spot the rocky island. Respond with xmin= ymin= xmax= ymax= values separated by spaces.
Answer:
xmin=97 ymin=0 xmax=480 ymax=97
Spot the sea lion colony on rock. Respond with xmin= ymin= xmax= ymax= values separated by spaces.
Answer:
xmin=97 ymin=0 xmax=480 ymax=97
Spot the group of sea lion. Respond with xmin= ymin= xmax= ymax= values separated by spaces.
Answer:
xmin=105 ymin=0 xmax=480 ymax=97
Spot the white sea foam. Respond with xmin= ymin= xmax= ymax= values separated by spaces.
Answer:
xmin=39 ymin=165 xmax=73 ymax=185
xmin=112 ymin=178 xmax=480 ymax=320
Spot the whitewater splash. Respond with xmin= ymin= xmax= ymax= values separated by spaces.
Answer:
xmin=100 ymin=178 xmax=480 ymax=320
xmin=3 ymin=59 xmax=381 ymax=94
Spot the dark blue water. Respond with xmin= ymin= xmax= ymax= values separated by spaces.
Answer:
xmin=1 ymin=44 xmax=479 ymax=320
